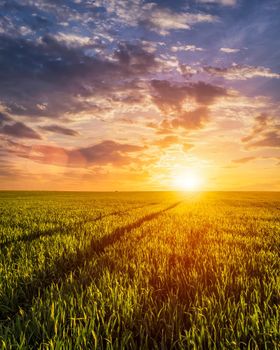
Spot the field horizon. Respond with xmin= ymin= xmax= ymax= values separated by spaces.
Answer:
xmin=1 ymin=190 xmax=280 ymax=193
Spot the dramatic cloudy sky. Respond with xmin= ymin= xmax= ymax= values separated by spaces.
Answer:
xmin=0 ymin=0 xmax=279 ymax=190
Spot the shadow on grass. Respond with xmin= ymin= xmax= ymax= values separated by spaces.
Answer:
xmin=0 ymin=203 xmax=158 ymax=251
xmin=0 ymin=201 xmax=181 ymax=321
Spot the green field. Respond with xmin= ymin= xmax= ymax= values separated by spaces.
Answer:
xmin=0 ymin=191 xmax=279 ymax=349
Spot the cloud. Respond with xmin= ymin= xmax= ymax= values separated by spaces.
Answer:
xmin=113 ymin=41 xmax=157 ymax=74
xmin=0 ymin=0 xmax=279 ymax=191
xmin=0 ymin=112 xmax=12 ymax=123
xmin=232 ymin=156 xmax=256 ymax=164
xmin=197 ymin=0 xmax=237 ymax=6
xmin=183 ymin=143 xmax=194 ymax=152
xmin=0 ymin=121 xmax=41 ymax=139
xmin=241 ymin=114 xmax=270 ymax=143
xmin=0 ymin=160 xmax=22 ymax=178
xmin=5 ymin=139 xmax=143 ymax=168
xmin=93 ymin=0 xmax=153 ymax=27
xmin=0 ymin=0 xmax=217 ymax=147
xmin=249 ymin=132 xmax=280 ymax=148
xmin=153 ymin=135 xmax=194 ymax=151
xmin=179 ymin=64 xmax=200 ymax=78
xmin=0 ymin=34 xmax=113 ymax=117
xmin=242 ymin=114 xmax=280 ymax=148
xmin=53 ymin=32 xmax=92 ymax=47
xmin=171 ymin=107 xmax=210 ymax=130
xmin=39 ymin=124 xmax=79 ymax=136
xmin=0 ymin=34 xmax=157 ymax=119
xmin=144 ymin=8 xmax=216 ymax=35
xmin=151 ymin=80 xmax=190 ymax=112
xmin=204 ymin=64 xmax=280 ymax=80
xmin=95 ymin=0 xmax=217 ymax=35
xmin=0 ymin=167 xmax=15 ymax=178
xmin=151 ymin=80 xmax=227 ymax=112
xmin=171 ymin=45 xmax=204 ymax=52
xmin=150 ymin=80 xmax=227 ymax=132
xmin=190 ymin=81 xmax=228 ymax=105
xmin=219 ymin=47 xmax=240 ymax=53
xmin=154 ymin=135 xmax=179 ymax=148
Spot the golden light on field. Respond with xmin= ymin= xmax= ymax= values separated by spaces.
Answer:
xmin=172 ymin=169 xmax=203 ymax=191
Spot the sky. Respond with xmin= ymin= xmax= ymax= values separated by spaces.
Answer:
xmin=0 ymin=0 xmax=279 ymax=191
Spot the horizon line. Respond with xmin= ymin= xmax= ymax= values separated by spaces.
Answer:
xmin=0 ymin=190 xmax=279 ymax=193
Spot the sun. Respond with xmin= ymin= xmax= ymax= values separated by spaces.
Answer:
xmin=172 ymin=170 xmax=203 ymax=191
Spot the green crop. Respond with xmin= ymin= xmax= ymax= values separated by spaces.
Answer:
xmin=0 ymin=191 xmax=279 ymax=349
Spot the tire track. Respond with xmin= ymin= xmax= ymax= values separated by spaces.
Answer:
xmin=0 ymin=201 xmax=182 ymax=321
xmin=89 ymin=201 xmax=182 ymax=255
xmin=0 ymin=202 xmax=159 ymax=250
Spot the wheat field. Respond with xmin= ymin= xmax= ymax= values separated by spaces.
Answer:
xmin=0 ymin=191 xmax=279 ymax=349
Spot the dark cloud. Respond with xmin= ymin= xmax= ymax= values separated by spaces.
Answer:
xmin=152 ymin=107 xmax=209 ymax=133
xmin=0 ymin=34 xmax=113 ymax=117
xmin=249 ymin=132 xmax=280 ymax=148
xmin=114 ymin=42 xmax=157 ymax=74
xmin=0 ymin=112 xmax=12 ymax=123
xmin=3 ymin=139 xmax=143 ymax=167
xmin=190 ymin=82 xmax=228 ymax=104
xmin=0 ymin=121 xmax=41 ymax=139
xmin=232 ymin=156 xmax=256 ymax=164
xmin=151 ymin=80 xmax=227 ymax=110
xmin=241 ymin=114 xmax=270 ymax=143
xmin=0 ymin=164 xmax=19 ymax=177
xmin=39 ymin=124 xmax=79 ymax=136
xmin=242 ymin=114 xmax=280 ymax=148
xmin=0 ymin=112 xmax=42 ymax=141
xmin=172 ymin=107 xmax=209 ymax=130
xmin=0 ymin=153 xmax=24 ymax=178
xmin=151 ymin=80 xmax=227 ymax=132
xmin=151 ymin=80 xmax=189 ymax=112
xmin=154 ymin=135 xmax=194 ymax=151
xmin=154 ymin=135 xmax=179 ymax=148
xmin=0 ymin=34 xmax=157 ymax=119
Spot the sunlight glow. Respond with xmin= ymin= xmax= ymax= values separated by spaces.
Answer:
xmin=172 ymin=170 xmax=203 ymax=191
